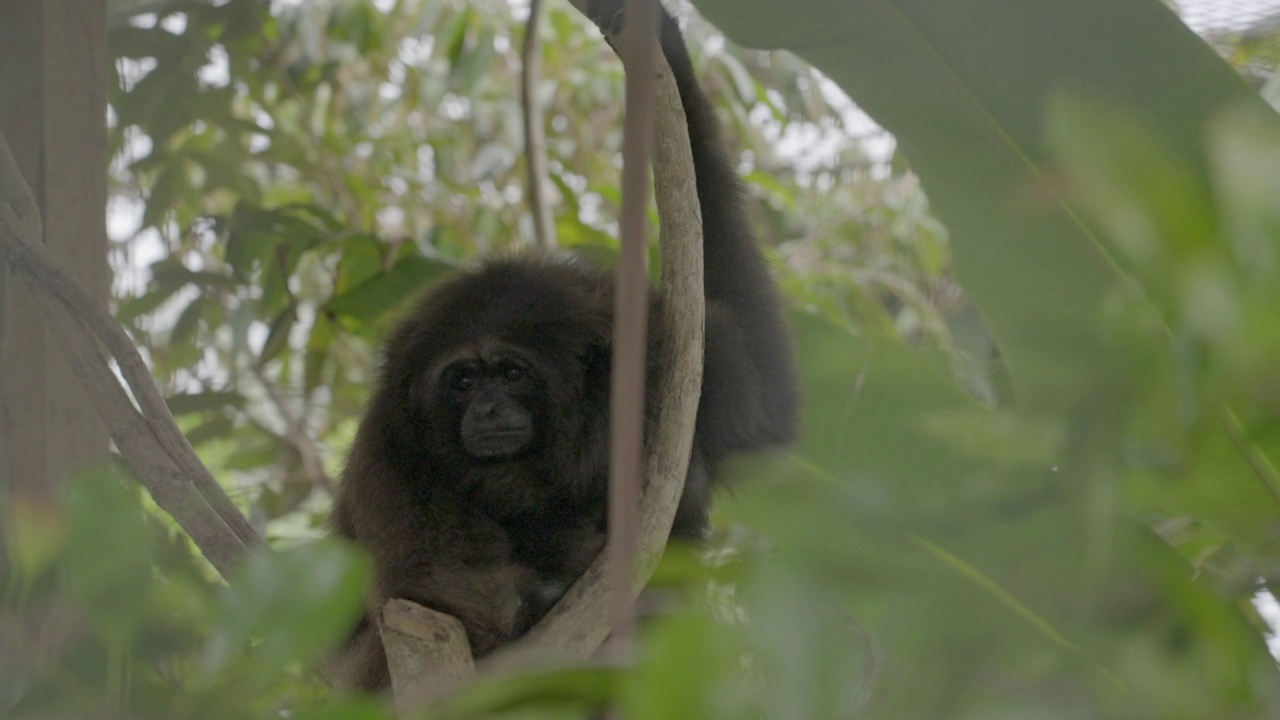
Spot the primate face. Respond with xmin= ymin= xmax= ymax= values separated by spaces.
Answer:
xmin=442 ymin=353 xmax=542 ymax=459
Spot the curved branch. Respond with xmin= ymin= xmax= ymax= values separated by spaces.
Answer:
xmin=380 ymin=3 xmax=704 ymax=701
xmin=484 ymin=2 xmax=705 ymax=673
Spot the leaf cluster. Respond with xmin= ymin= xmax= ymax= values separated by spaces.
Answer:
xmin=16 ymin=0 xmax=1280 ymax=717
xmin=104 ymin=0 xmax=945 ymax=540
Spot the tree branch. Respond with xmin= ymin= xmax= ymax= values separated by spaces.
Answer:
xmin=380 ymin=599 xmax=476 ymax=714
xmin=521 ymin=0 xmax=558 ymax=248
xmin=0 ymin=132 xmax=261 ymax=580
xmin=249 ymin=359 xmax=335 ymax=493
xmin=515 ymin=32 xmax=703 ymax=657
xmin=604 ymin=0 xmax=661 ymax=661
xmin=384 ymin=3 xmax=706 ymax=701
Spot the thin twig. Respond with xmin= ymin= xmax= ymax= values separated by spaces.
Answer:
xmin=476 ymin=2 xmax=704 ymax=674
xmin=521 ymin=0 xmax=558 ymax=248
xmin=249 ymin=360 xmax=334 ymax=493
xmin=605 ymin=0 xmax=662 ymax=660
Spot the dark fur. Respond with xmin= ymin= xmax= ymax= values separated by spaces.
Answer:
xmin=330 ymin=0 xmax=798 ymax=691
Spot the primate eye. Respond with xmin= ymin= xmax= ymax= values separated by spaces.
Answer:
xmin=503 ymin=366 xmax=524 ymax=383
xmin=452 ymin=369 xmax=476 ymax=391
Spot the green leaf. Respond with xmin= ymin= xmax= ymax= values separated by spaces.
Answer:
xmin=735 ymin=565 xmax=870 ymax=720
xmin=108 ymin=25 xmax=188 ymax=60
xmin=694 ymin=0 xmax=1268 ymax=411
xmin=62 ymin=467 xmax=154 ymax=644
xmin=324 ymin=255 xmax=455 ymax=322
xmin=258 ymin=302 xmax=298 ymax=364
xmin=3 ymin=492 xmax=67 ymax=584
xmin=150 ymin=262 xmax=241 ymax=291
xmin=448 ymin=666 xmax=617 ymax=717
xmin=712 ymin=51 xmax=758 ymax=107
xmin=142 ymin=164 xmax=184 ymax=233
xmin=224 ymin=228 xmax=278 ymax=281
xmin=454 ymin=24 xmax=497 ymax=94
xmin=291 ymin=697 xmax=394 ymax=720
xmin=442 ymin=7 xmax=474 ymax=71
xmin=304 ymin=311 xmax=334 ymax=395
xmin=1206 ymin=104 xmax=1280 ymax=281
xmin=199 ymin=539 xmax=371 ymax=684
xmin=621 ymin=610 xmax=742 ymax=720
xmin=115 ymin=282 xmax=185 ymax=325
xmin=165 ymin=390 xmax=246 ymax=416
xmin=1044 ymin=90 xmax=1216 ymax=274
xmin=169 ymin=296 xmax=208 ymax=347
xmin=184 ymin=416 xmax=236 ymax=446
xmin=224 ymin=440 xmax=280 ymax=471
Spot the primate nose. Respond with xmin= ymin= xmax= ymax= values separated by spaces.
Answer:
xmin=472 ymin=393 xmax=499 ymax=418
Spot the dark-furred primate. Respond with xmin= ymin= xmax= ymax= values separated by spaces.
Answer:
xmin=330 ymin=0 xmax=798 ymax=690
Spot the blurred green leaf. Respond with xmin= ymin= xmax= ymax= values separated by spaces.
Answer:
xmin=199 ymin=539 xmax=370 ymax=683
xmin=165 ymin=390 xmax=246 ymax=416
xmin=62 ymin=467 xmax=154 ymax=643
xmin=325 ymin=255 xmax=455 ymax=322
xmin=184 ymin=416 xmax=236 ymax=446
xmin=258 ymin=302 xmax=298 ymax=364
xmin=170 ymin=297 xmax=208 ymax=348
xmin=2 ymin=492 xmax=67 ymax=584
xmin=621 ymin=609 xmax=743 ymax=720
xmin=736 ymin=564 xmax=869 ymax=720
xmin=292 ymin=697 xmax=395 ymax=720
xmin=89 ymin=0 xmax=1280 ymax=715
xmin=304 ymin=311 xmax=334 ymax=395
xmin=1046 ymin=90 xmax=1217 ymax=266
xmin=116 ymin=273 xmax=189 ymax=325
xmin=694 ymin=0 xmax=1268 ymax=411
xmin=448 ymin=666 xmax=617 ymax=718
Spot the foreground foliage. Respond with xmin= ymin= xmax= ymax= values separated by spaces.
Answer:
xmin=4 ymin=0 xmax=1280 ymax=718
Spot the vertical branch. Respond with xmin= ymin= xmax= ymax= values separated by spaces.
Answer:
xmin=479 ymin=25 xmax=703 ymax=669
xmin=607 ymin=0 xmax=660 ymax=661
xmin=521 ymin=0 xmax=558 ymax=248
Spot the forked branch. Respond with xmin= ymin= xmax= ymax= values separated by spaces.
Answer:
xmin=0 ymin=134 xmax=261 ymax=581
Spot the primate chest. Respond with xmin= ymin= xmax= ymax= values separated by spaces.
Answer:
xmin=500 ymin=496 xmax=607 ymax=579
xmin=461 ymin=461 xmax=591 ymax=513
xmin=455 ymin=462 xmax=608 ymax=579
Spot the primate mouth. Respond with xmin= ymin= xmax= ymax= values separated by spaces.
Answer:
xmin=464 ymin=428 xmax=533 ymax=458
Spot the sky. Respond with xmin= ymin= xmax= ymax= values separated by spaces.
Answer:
xmin=1177 ymin=0 xmax=1280 ymax=33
